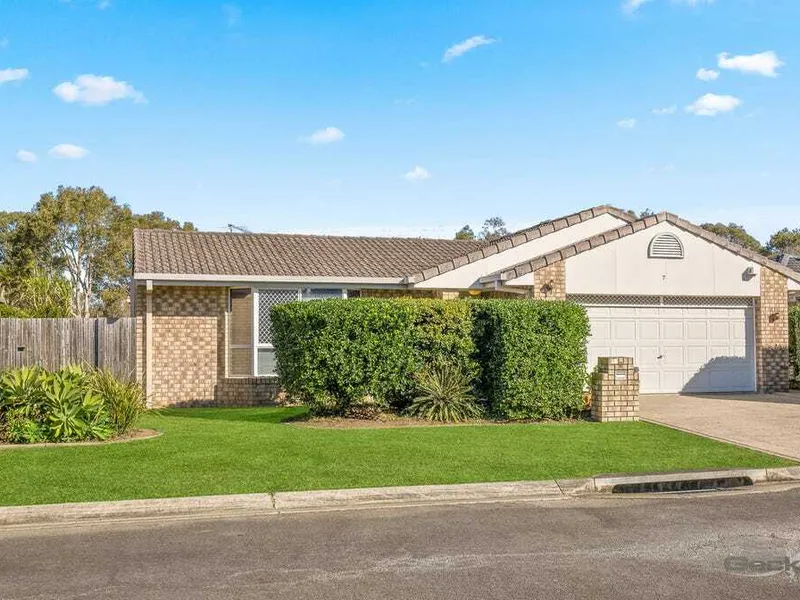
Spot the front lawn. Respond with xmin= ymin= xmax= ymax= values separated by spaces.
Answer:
xmin=0 ymin=407 xmax=794 ymax=506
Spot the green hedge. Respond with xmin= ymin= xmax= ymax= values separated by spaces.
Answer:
xmin=0 ymin=304 xmax=31 ymax=318
xmin=272 ymin=298 xmax=591 ymax=420
xmin=472 ymin=300 xmax=590 ymax=420
xmin=791 ymin=305 xmax=800 ymax=388
xmin=271 ymin=299 xmax=477 ymax=413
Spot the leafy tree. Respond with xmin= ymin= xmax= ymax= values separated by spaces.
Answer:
xmin=454 ymin=225 xmax=476 ymax=240
xmin=767 ymin=228 xmax=800 ymax=256
xmin=479 ymin=217 xmax=509 ymax=242
xmin=1 ymin=270 xmax=72 ymax=317
xmin=700 ymin=222 xmax=764 ymax=254
xmin=4 ymin=186 xmax=194 ymax=317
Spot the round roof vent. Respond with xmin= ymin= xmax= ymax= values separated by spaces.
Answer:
xmin=648 ymin=233 xmax=684 ymax=259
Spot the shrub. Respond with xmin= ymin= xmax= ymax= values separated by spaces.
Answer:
xmin=87 ymin=369 xmax=147 ymax=434
xmin=406 ymin=364 xmax=482 ymax=423
xmin=0 ymin=365 xmax=145 ymax=443
xmin=790 ymin=305 xmax=800 ymax=388
xmin=272 ymin=299 xmax=477 ymax=413
xmin=472 ymin=300 xmax=590 ymax=421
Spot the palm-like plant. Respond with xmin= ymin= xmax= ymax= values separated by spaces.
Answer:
xmin=406 ymin=364 xmax=482 ymax=423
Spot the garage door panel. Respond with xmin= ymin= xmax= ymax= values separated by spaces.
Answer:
xmin=662 ymin=321 xmax=684 ymax=340
xmin=639 ymin=321 xmax=659 ymax=340
xmin=686 ymin=322 xmax=709 ymax=340
xmin=581 ymin=300 xmax=755 ymax=394
xmin=613 ymin=321 xmax=636 ymax=340
xmin=686 ymin=346 xmax=708 ymax=366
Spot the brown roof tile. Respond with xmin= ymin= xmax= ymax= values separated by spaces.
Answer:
xmin=133 ymin=230 xmax=484 ymax=279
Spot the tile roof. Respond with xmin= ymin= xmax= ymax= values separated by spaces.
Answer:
xmin=133 ymin=229 xmax=485 ymax=280
xmin=483 ymin=212 xmax=800 ymax=284
xmin=403 ymin=205 xmax=635 ymax=284
xmin=778 ymin=254 xmax=800 ymax=273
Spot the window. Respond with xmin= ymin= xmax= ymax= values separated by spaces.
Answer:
xmin=229 ymin=288 xmax=347 ymax=377
xmin=256 ymin=289 xmax=300 ymax=376
xmin=648 ymin=233 xmax=684 ymax=259
xmin=228 ymin=289 xmax=253 ymax=377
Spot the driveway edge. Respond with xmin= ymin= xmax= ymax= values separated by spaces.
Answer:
xmin=3 ymin=467 xmax=800 ymax=527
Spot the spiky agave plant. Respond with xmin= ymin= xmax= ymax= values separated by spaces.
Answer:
xmin=406 ymin=363 xmax=482 ymax=423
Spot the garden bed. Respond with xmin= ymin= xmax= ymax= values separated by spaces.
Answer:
xmin=0 ymin=428 xmax=161 ymax=450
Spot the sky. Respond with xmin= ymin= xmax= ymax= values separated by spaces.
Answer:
xmin=0 ymin=0 xmax=798 ymax=242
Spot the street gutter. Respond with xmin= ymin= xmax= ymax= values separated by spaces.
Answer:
xmin=2 ymin=466 xmax=799 ymax=527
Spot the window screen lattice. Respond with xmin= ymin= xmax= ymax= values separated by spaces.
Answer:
xmin=569 ymin=294 xmax=753 ymax=308
xmin=258 ymin=289 xmax=298 ymax=344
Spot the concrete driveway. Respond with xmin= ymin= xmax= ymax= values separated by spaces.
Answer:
xmin=641 ymin=392 xmax=800 ymax=461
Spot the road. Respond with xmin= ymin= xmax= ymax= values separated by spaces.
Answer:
xmin=2 ymin=485 xmax=800 ymax=599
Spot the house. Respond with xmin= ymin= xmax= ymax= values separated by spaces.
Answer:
xmin=132 ymin=206 xmax=800 ymax=407
xmin=777 ymin=254 xmax=800 ymax=304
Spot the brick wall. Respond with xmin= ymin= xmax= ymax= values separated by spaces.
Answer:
xmin=755 ymin=268 xmax=790 ymax=392
xmin=590 ymin=357 xmax=640 ymax=422
xmin=135 ymin=285 xmax=282 ymax=408
xmin=532 ymin=262 xmax=566 ymax=300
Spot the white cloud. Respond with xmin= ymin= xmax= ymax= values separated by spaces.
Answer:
xmin=222 ymin=4 xmax=241 ymax=27
xmin=622 ymin=0 xmax=653 ymax=13
xmin=53 ymin=74 xmax=145 ymax=105
xmin=15 ymin=149 xmax=37 ymax=163
xmin=404 ymin=166 xmax=431 ymax=181
xmin=685 ymin=93 xmax=741 ymax=116
xmin=442 ymin=35 xmax=497 ymax=63
xmin=696 ymin=68 xmax=719 ymax=81
xmin=98 ymin=0 xmax=111 ymax=9
xmin=718 ymin=51 xmax=784 ymax=77
xmin=0 ymin=68 xmax=29 ymax=84
xmin=652 ymin=105 xmax=677 ymax=116
xmin=49 ymin=144 xmax=88 ymax=159
xmin=302 ymin=127 xmax=345 ymax=145
xmin=617 ymin=118 xmax=637 ymax=129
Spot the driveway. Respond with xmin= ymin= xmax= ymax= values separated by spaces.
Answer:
xmin=641 ymin=392 xmax=800 ymax=461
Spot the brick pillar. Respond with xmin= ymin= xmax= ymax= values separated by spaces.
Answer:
xmin=755 ymin=268 xmax=790 ymax=392
xmin=532 ymin=262 xmax=566 ymax=300
xmin=591 ymin=357 xmax=640 ymax=422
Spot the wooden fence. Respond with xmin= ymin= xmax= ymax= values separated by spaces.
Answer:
xmin=0 ymin=318 xmax=136 ymax=380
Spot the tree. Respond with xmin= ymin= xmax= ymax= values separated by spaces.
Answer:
xmin=454 ymin=225 xmax=475 ymax=240
xmin=700 ymin=222 xmax=764 ymax=254
xmin=767 ymin=228 xmax=800 ymax=256
xmin=1 ymin=270 xmax=72 ymax=317
xmin=479 ymin=217 xmax=509 ymax=242
xmin=4 ymin=186 xmax=194 ymax=317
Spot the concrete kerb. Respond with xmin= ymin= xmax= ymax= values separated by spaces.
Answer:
xmin=2 ymin=467 xmax=800 ymax=527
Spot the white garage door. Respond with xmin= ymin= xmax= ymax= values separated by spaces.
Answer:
xmin=574 ymin=296 xmax=756 ymax=394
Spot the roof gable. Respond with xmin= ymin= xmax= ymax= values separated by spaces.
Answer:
xmin=404 ymin=205 xmax=635 ymax=284
xmin=485 ymin=212 xmax=800 ymax=285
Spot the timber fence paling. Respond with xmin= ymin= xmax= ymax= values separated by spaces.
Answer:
xmin=0 ymin=317 xmax=136 ymax=379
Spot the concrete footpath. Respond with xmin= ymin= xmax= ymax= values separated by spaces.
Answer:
xmin=2 ymin=466 xmax=800 ymax=527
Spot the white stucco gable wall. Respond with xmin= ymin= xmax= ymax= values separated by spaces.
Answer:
xmin=563 ymin=221 xmax=760 ymax=297
xmin=415 ymin=213 xmax=627 ymax=290
xmin=789 ymin=278 xmax=800 ymax=291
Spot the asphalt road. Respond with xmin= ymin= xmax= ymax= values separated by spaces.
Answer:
xmin=2 ymin=485 xmax=800 ymax=599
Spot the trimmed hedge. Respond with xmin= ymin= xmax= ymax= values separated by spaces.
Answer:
xmin=272 ymin=298 xmax=591 ymax=421
xmin=472 ymin=300 xmax=590 ymax=420
xmin=271 ymin=299 xmax=477 ymax=413
xmin=791 ymin=305 xmax=800 ymax=387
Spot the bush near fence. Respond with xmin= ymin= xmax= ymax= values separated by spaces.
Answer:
xmin=790 ymin=305 xmax=800 ymax=388
xmin=272 ymin=298 xmax=590 ymax=420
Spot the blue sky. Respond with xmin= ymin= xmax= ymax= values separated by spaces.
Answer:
xmin=1 ymin=0 xmax=798 ymax=241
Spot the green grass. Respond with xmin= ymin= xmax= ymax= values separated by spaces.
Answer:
xmin=0 ymin=407 xmax=794 ymax=506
